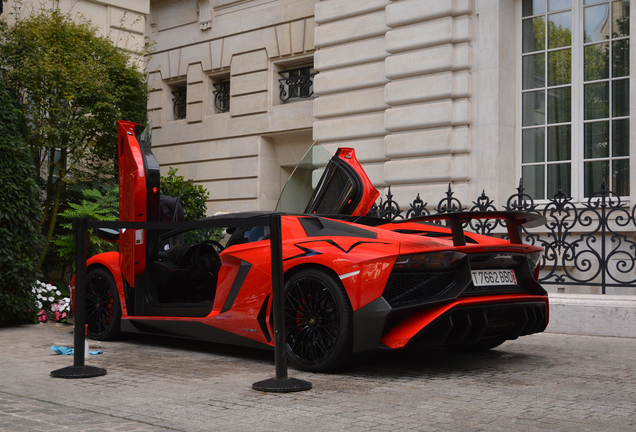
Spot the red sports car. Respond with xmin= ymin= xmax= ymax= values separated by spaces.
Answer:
xmin=73 ymin=120 xmax=548 ymax=372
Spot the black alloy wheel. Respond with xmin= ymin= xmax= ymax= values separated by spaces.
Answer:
xmin=85 ymin=268 xmax=122 ymax=341
xmin=284 ymin=269 xmax=352 ymax=372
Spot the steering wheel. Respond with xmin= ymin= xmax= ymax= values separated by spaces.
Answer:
xmin=193 ymin=240 xmax=224 ymax=276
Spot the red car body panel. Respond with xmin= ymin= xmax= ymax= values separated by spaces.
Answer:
xmin=381 ymin=294 xmax=550 ymax=349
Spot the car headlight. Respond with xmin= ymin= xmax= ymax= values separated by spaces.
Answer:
xmin=394 ymin=251 xmax=466 ymax=270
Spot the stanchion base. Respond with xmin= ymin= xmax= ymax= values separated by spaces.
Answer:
xmin=252 ymin=377 xmax=312 ymax=393
xmin=50 ymin=365 xmax=107 ymax=379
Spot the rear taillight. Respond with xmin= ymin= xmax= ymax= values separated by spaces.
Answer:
xmin=393 ymin=251 xmax=466 ymax=270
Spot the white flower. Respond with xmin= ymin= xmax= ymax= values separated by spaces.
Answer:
xmin=56 ymin=290 xmax=61 ymax=296
xmin=48 ymin=296 xmax=55 ymax=302
xmin=36 ymin=301 xmax=42 ymax=309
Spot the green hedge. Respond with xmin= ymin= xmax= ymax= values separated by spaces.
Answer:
xmin=0 ymin=76 xmax=43 ymax=325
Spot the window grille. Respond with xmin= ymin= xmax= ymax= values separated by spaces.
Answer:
xmin=278 ymin=66 xmax=317 ymax=103
xmin=212 ymin=81 xmax=230 ymax=113
xmin=172 ymin=86 xmax=187 ymax=120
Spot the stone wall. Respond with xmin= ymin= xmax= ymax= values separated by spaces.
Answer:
xmin=547 ymin=294 xmax=636 ymax=337
xmin=313 ymin=0 xmax=391 ymax=186
xmin=313 ymin=0 xmax=477 ymax=207
xmin=383 ymin=0 xmax=473 ymax=204
xmin=147 ymin=0 xmax=318 ymax=214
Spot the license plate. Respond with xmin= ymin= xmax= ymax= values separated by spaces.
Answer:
xmin=471 ymin=269 xmax=517 ymax=286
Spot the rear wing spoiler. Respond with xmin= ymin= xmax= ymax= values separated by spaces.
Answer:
xmin=393 ymin=211 xmax=546 ymax=246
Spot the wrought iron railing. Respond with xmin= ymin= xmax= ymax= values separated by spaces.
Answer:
xmin=171 ymin=86 xmax=186 ymax=120
xmin=212 ymin=81 xmax=230 ymax=113
xmin=278 ymin=67 xmax=317 ymax=103
xmin=367 ymin=179 xmax=636 ymax=294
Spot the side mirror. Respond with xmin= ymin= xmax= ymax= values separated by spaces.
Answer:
xmin=96 ymin=227 xmax=120 ymax=243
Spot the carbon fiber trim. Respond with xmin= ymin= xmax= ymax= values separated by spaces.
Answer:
xmin=220 ymin=261 xmax=252 ymax=313
xmin=406 ymin=301 xmax=548 ymax=349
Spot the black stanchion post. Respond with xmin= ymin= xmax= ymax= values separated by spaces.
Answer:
xmin=51 ymin=218 xmax=107 ymax=378
xmin=73 ymin=217 xmax=88 ymax=366
xmin=252 ymin=214 xmax=311 ymax=392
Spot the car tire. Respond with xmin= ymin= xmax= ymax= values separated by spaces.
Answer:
xmin=447 ymin=338 xmax=506 ymax=353
xmin=284 ymin=268 xmax=353 ymax=373
xmin=85 ymin=268 xmax=122 ymax=341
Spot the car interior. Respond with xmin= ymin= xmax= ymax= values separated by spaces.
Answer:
xmin=145 ymin=225 xmax=270 ymax=306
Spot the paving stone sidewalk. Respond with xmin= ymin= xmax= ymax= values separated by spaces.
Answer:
xmin=1 ymin=322 xmax=635 ymax=431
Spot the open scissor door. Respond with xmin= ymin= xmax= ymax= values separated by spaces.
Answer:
xmin=276 ymin=146 xmax=379 ymax=217
xmin=117 ymin=120 xmax=160 ymax=287
xmin=304 ymin=148 xmax=379 ymax=216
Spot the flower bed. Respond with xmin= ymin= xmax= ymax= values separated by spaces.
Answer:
xmin=32 ymin=281 xmax=70 ymax=323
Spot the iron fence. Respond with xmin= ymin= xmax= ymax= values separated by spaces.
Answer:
xmin=367 ymin=179 xmax=636 ymax=294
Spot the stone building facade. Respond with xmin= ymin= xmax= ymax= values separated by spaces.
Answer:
xmin=1 ymin=0 xmax=147 ymax=53
xmin=315 ymin=0 xmax=634 ymax=210
xmin=146 ymin=0 xmax=318 ymax=214
xmin=3 ymin=0 xmax=633 ymax=224
xmin=145 ymin=0 xmax=635 ymax=223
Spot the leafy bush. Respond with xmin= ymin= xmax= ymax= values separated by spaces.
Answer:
xmin=0 ymin=76 xmax=43 ymax=325
xmin=160 ymin=168 xmax=223 ymax=242
xmin=53 ymin=169 xmax=216 ymax=273
xmin=160 ymin=168 xmax=209 ymax=221
xmin=52 ymin=185 xmax=119 ymax=271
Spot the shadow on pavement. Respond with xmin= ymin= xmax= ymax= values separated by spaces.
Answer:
xmin=94 ymin=331 xmax=544 ymax=381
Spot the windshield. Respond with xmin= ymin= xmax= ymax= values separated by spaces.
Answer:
xmin=275 ymin=143 xmax=333 ymax=213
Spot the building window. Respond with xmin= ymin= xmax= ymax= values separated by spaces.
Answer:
xmin=582 ymin=0 xmax=630 ymax=197
xmin=520 ymin=0 xmax=630 ymax=199
xmin=212 ymin=80 xmax=230 ymax=113
xmin=278 ymin=66 xmax=318 ymax=103
xmin=171 ymin=85 xmax=187 ymax=120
